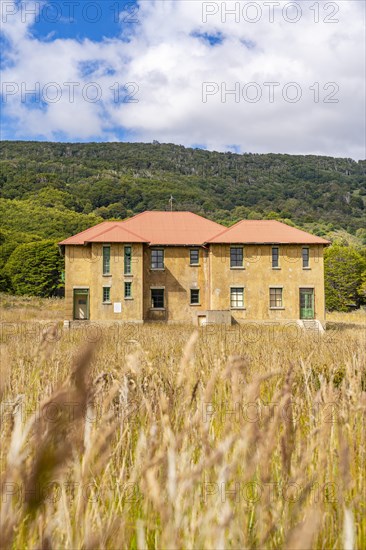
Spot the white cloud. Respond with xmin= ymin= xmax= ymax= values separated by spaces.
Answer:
xmin=1 ymin=0 xmax=365 ymax=158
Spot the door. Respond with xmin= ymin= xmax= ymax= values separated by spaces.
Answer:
xmin=73 ymin=289 xmax=89 ymax=320
xmin=300 ymin=289 xmax=314 ymax=319
xmin=198 ymin=315 xmax=207 ymax=326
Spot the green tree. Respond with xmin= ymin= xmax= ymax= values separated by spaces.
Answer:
xmin=266 ymin=211 xmax=281 ymax=220
xmin=0 ymin=198 xmax=102 ymax=240
xmin=24 ymin=187 xmax=85 ymax=212
xmin=0 ymin=270 xmax=12 ymax=293
xmin=5 ymin=240 xmax=64 ymax=297
xmin=247 ymin=211 xmax=263 ymax=220
xmin=324 ymin=245 xmax=366 ymax=311
xmin=356 ymin=228 xmax=366 ymax=246
xmin=94 ymin=202 xmax=127 ymax=220
xmin=0 ymin=229 xmax=43 ymax=292
xmin=358 ymin=270 xmax=366 ymax=303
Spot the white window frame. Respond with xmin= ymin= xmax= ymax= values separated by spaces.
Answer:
xmin=151 ymin=248 xmax=165 ymax=270
xmin=230 ymin=286 xmax=245 ymax=309
xmin=269 ymin=286 xmax=284 ymax=309
xmin=102 ymin=286 xmax=111 ymax=304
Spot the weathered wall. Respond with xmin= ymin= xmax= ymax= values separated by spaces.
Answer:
xmin=64 ymin=243 xmax=326 ymax=323
xmin=209 ymin=244 xmax=326 ymax=323
xmin=64 ymin=243 xmax=144 ymax=322
xmin=142 ymin=246 xmax=209 ymax=322
xmin=64 ymin=245 xmax=92 ymax=320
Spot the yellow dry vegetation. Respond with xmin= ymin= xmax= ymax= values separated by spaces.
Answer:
xmin=0 ymin=297 xmax=365 ymax=549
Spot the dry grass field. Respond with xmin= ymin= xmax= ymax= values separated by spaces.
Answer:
xmin=0 ymin=296 xmax=365 ymax=549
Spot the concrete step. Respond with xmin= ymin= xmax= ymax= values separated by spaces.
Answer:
xmin=297 ymin=319 xmax=325 ymax=333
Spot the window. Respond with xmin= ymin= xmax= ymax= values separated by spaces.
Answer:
xmin=230 ymin=247 xmax=244 ymax=268
xmin=151 ymin=288 xmax=164 ymax=308
xmin=103 ymin=245 xmax=111 ymax=275
xmin=151 ymin=249 xmax=164 ymax=269
xmin=124 ymin=281 xmax=132 ymax=299
xmin=124 ymin=246 xmax=132 ymax=275
xmin=190 ymin=289 xmax=200 ymax=305
xmin=103 ymin=287 xmax=111 ymax=303
xmin=270 ymin=288 xmax=283 ymax=308
xmin=302 ymin=247 xmax=310 ymax=268
xmin=272 ymin=247 xmax=279 ymax=268
xmin=230 ymin=287 xmax=244 ymax=308
xmin=190 ymin=249 xmax=199 ymax=265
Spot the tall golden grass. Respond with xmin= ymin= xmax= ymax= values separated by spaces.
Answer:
xmin=0 ymin=298 xmax=365 ymax=549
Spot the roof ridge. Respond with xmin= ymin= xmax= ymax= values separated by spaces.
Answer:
xmin=207 ymin=218 xmax=330 ymax=244
xmin=58 ymin=220 xmax=110 ymax=245
xmin=269 ymin=220 xmax=330 ymax=238
xmin=120 ymin=211 xmax=151 ymax=223
xmin=205 ymin=220 xmax=238 ymax=242
xmin=63 ymin=220 xmax=109 ymax=240
xmin=185 ymin=211 xmax=225 ymax=227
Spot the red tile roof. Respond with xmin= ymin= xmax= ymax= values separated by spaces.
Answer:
xmin=85 ymin=223 xmax=147 ymax=243
xmin=59 ymin=212 xmax=330 ymax=246
xmin=121 ymin=211 xmax=224 ymax=245
xmin=59 ymin=221 xmax=112 ymax=245
xmin=208 ymin=220 xmax=330 ymax=244
xmin=59 ymin=222 xmax=147 ymax=245
xmin=59 ymin=211 xmax=224 ymax=246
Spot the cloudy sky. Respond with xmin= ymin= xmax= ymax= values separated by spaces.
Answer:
xmin=1 ymin=0 xmax=365 ymax=158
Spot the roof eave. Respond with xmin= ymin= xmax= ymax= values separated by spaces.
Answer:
xmin=206 ymin=240 xmax=330 ymax=245
xmin=147 ymin=242 xmax=207 ymax=247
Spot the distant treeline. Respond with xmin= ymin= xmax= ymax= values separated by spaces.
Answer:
xmin=1 ymin=141 xmax=365 ymax=234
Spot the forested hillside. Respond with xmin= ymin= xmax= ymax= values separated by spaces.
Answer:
xmin=1 ymin=141 xmax=365 ymax=305
xmin=1 ymin=141 xmax=365 ymax=233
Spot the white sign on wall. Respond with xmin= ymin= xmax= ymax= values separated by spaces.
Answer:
xmin=114 ymin=302 xmax=122 ymax=313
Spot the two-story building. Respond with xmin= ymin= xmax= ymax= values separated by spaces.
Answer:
xmin=59 ymin=211 xmax=330 ymax=326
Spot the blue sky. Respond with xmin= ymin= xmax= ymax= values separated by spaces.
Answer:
xmin=31 ymin=1 xmax=138 ymax=42
xmin=1 ymin=0 xmax=365 ymax=158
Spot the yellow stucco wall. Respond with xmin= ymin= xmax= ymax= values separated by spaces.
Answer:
xmin=64 ymin=243 xmax=326 ymax=323
xmin=143 ymin=246 xmax=209 ymax=322
xmin=65 ymin=243 xmax=144 ymax=322
xmin=64 ymin=245 xmax=91 ymax=320
xmin=209 ymin=244 xmax=326 ymax=323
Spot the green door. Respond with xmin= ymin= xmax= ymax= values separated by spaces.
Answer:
xmin=300 ymin=289 xmax=314 ymax=319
